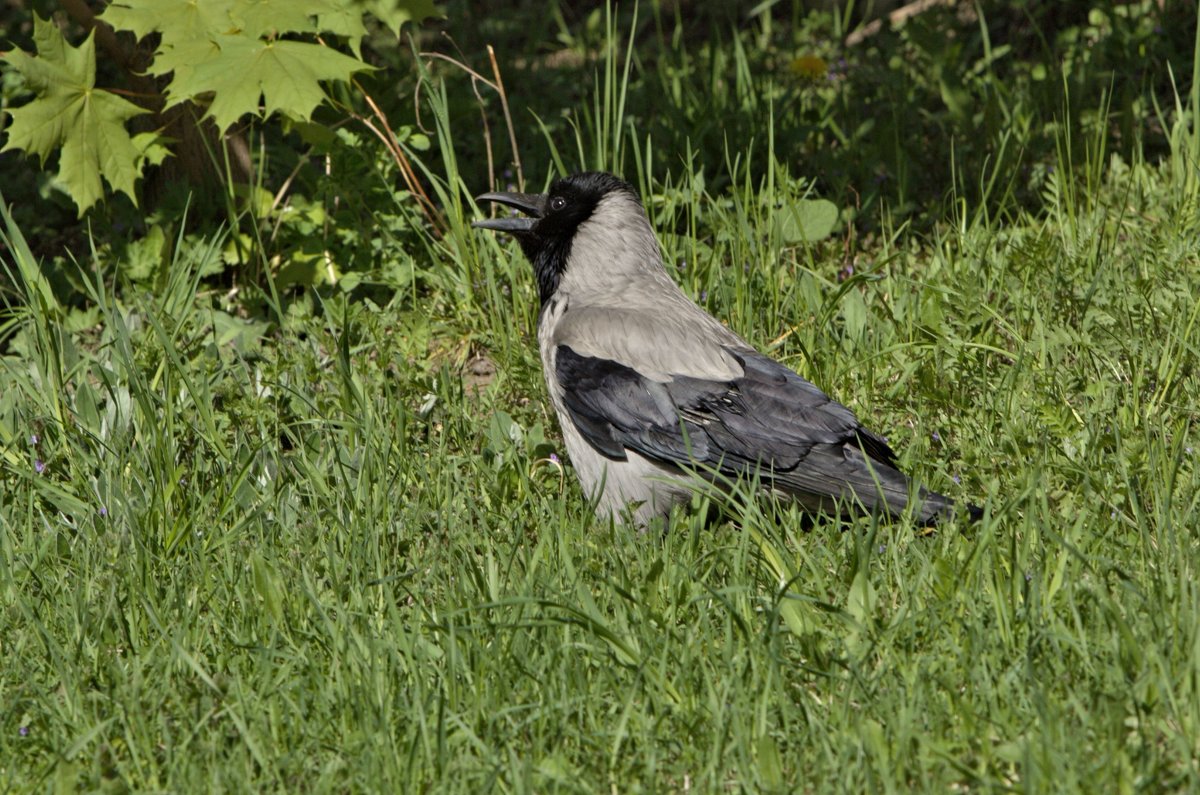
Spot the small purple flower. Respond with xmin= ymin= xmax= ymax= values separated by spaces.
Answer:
xmin=34 ymin=459 xmax=45 ymax=474
xmin=932 ymin=431 xmax=941 ymax=442
xmin=19 ymin=726 xmax=28 ymax=737
xmin=99 ymin=506 xmax=108 ymax=517
xmin=30 ymin=433 xmax=39 ymax=445
xmin=877 ymin=544 xmax=886 ymax=554
xmin=549 ymin=453 xmax=560 ymax=465
xmin=952 ymin=474 xmax=961 ymax=485
xmin=699 ymin=290 xmax=708 ymax=302
xmin=838 ymin=264 xmax=854 ymax=282
xmin=1187 ymin=446 xmax=1194 ymax=455
xmin=1110 ymin=509 xmax=1118 ymax=519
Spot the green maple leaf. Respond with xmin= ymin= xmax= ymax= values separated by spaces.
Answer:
xmin=100 ymin=0 xmax=236 ymax=84
xmin=231 ymin=0 xmax=338 ymax=39
xmin=7 ymin=11 xmax=95 ymax=92
xmin=144 ymin=37 xmax=224 ymax=86
xmin=103 ymin=0 xmax=353 ymax=70
xmin=165 ymin=34 xmax=372 ymax=132
xmin=316 ymin=5 xmax=370 ymax=56
xmin=1 ymin=16 xmax=160 ymax=215
xmin=99 ymin=0 xmax=238 ymax=41
xmin=359 ymin=0 xmax=442 ymax=38
xmin=318 ymin=0 xmax=440 ymax=52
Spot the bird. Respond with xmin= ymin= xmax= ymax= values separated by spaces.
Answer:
xmin=473 ymin=171 xmax=978 ymax=527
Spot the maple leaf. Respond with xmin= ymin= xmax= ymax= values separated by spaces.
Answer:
xmin=99 ymin=0 xmax=238 ymax=42
xmin=100 ymin=0 xmax=236 ymax=85
xmin=102 ymin=0 xmax=358 ymax=73
xmin=316 ymin=5 xmax=370 ymax=57
xmin=1 ymin=16 xmax=161 ymax=216
xmin=230 ymin=0 xmax=340 ymax=39
xmin=316 ymin=0 xmax=441 ymax=52
xmin=165 ymin=34 xmax=373 ymax=132
xmin=360 ymin=0 xmax=442 ymax=38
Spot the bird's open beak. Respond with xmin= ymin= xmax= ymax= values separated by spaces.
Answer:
xmin=472 ymin=191 xmax=547 ymax=233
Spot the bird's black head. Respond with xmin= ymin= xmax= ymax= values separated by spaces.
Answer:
xmin=473 ymin=172 xmax=640 ymax=305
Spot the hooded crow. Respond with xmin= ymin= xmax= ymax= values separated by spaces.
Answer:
xmin=474 ymin=171 xmax=977 ymax=527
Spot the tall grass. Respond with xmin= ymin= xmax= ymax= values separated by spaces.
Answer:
xmin=2 ymin=3 xmax=1199 ymax=791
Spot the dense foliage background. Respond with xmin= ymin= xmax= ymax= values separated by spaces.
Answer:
xmin=2 ymin=1 xmax=1199 ymax=791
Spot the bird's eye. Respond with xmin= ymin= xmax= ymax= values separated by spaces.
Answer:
xmin=549 ymin=196 xmax=567 ymax=211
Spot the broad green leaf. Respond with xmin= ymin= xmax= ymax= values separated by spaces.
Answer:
xmin=132 ymin=132 xmax=172 ymax=167
xmin=209 ymin=310 xmax=270 ymax=353
xmin=100 ymin=0 xmax=238 ymax=43
xmin=119 ymin=224 xmax=168 ymax=282
xmin=323 ymin=0 xmax=441 ymax=53
xmin=7 ymin=15 xmax=95 ymax=93
xmin=757 ymin=735 xmax=784 ymax=788
xmin=287 ymin=120 xmax=339 ymax=149
xmin=249 ymin=553 xmax=284 ymax=624
xmin=72 ymin=380 xmax=102 ymax=435
xmin=231 ymin=183 xmax=276 ymax=218
xmin=937 ymin=74 xmax=972 ymax=121
xmin=317 ymin=5 xmax=371 ymax=56
xmin=1 ymin=16 xmax=158 ymax=215
xmin=359 ymin=0 xmax=442 ymax=38
xmin=102 ymin=0 xmax=230 ymax=85
xmin=846 ymin=564 xmax=875 ymax=626
xmin=145 ymin=37 xmax=223 ymax=84
xmin=59 ymin=91 xmax=153 ymax=209
xmin=62 ymin=306 xmax=101 ymax=333
xmin=230 ymin=0 xmax=338 ymax=39
xmin=773 ymin=198 xmax=839 ymax=243
xmin=165 ymin=34 xmax=372 ymax=132
xmin=102 ymin=0 xmax=228 ymax=84
xmin=275 ymin=250 xmax=339 ymax=288
xmin=840 ymin=287 xmax=867 ymax=340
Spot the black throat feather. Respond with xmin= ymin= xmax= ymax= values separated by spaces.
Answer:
xmin=517 ymin=172 xmax=639 ymax=307
xmin=524 ymin=235 xmax=572 ymax=307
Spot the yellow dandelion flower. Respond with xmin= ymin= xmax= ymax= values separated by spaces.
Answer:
xmin=789 ymin=55 xmax=828 ymax=80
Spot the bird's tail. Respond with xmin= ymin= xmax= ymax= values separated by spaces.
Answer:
xmin=848 ymin=448 xmax=981 ymax=526
xmin=911 ymin=486 xmax=982 ymax=526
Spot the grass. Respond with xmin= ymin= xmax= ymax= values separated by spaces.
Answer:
xmin=3 ymin=2 xmax=1200 ymax=792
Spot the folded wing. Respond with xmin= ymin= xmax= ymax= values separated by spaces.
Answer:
xmin=555 ymin=343 xmax=952 ymax=520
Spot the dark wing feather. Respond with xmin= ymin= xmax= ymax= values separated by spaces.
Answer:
xmin=554 ymin=345 xmax=707 ymax=463
xmin=555 ymin=344 xmax=950 ymax=520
